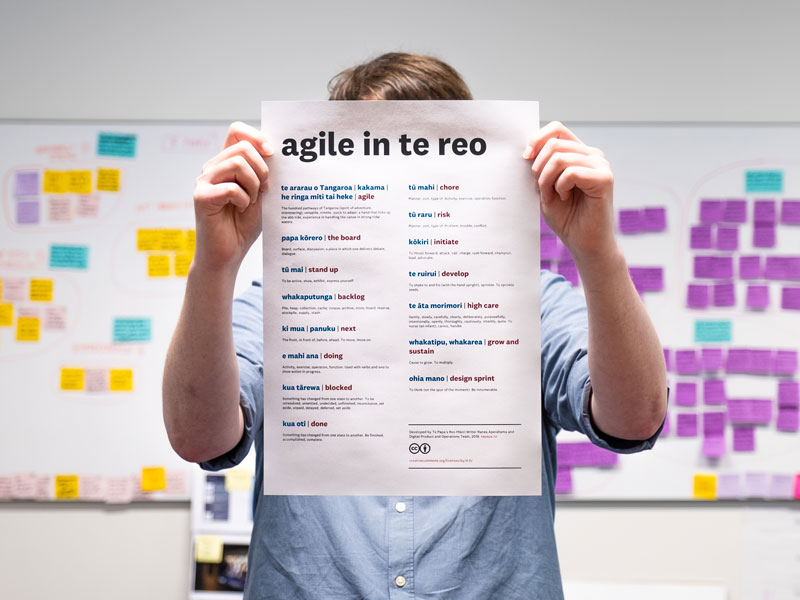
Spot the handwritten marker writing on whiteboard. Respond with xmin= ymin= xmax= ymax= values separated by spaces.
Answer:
xmin=54 ymin=474 xmax=79 ymax=500
xmin=140 ymin=467 xmax=167 ymax=492
xmin=692 ymin=473 xmax=717 ymax=500
xmin=195 ymin=536 xmax=224 ymax=563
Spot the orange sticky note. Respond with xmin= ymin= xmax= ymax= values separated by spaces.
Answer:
xmin=43 ymin=170 xmax=69 ymax=194
xmin=96 ymin=168 xmax=120 ymax=192
xmin=225 ymin=468 xmax=253 ymax=492
xmin=0 ymin=302 xmax=12 ymax=327
xmin=174 ymin=253 xmax=192 ymax=277
xmin=141 ymin=467 xmax=167 ymax=492
xmin=16 ymin=316 xmax=40 ymax=341
xmin=60 ymin=367 xmax=86 ymax=391
xmin=68 ymin=170 xmax=92 ymax=194
xmin=30 ymin=278 xmax=54 ymax=302
xmin=147 ymin=255 xmax=170 ymax=277
xmin=109 ymin=369 xmax=133 ymax=391
xmin=693 ymin=473 xmax=717 ymax=500
xmin=195 ymin=535 xmax=224 ymax=563
xmin=54 ymin=474 xmax=79 ymax=500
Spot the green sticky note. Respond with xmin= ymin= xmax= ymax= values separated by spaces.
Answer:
xmin=49 ymin=245 xmax=89 ymax=270
xmin=113 ymin=318 xmax=152 ymax=342
xmin=97 ymin=132 xmax=137 ymax=158
xmin=694 ymin=320 xmax=732 ymax=343
xmin=745 ymin=170 xmax=783 ymax=194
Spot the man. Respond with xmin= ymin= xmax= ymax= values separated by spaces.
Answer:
xmin=163 ymin=52 xmax=667 ymax=599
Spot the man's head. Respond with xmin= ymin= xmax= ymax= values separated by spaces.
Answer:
xmin=328 ymin=52 xmax=472 ymax=101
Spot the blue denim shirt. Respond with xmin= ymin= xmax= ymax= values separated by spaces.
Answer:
xmin=201 ymin=270 xmax=660 ymax=599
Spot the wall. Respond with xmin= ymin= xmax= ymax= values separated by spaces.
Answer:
xmin=1 ymin=1 xmax=799 ymax=598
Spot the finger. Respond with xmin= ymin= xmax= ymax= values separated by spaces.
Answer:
xmin=202 ymin=140 xmax=270 ymax=185
xmin=194 ymin=179 xmax=251 ymax=213
xmin=523 ymin=121 xmax=582 ymax=160
xmin=224 ymin=121 xmax=273 ymax=156
xmin=205 ymin=155 xmax=262 ymax=204
xmin=536 ymin=152 xmax=602 ymax=203
xmin=554 ymin=165 xmax=614 ymax=203
xmin=532 ymin=138 xmax=597 ymax=176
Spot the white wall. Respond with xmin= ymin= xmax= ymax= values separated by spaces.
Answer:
xmin=2 ymin=1 xmax=799 ymax=598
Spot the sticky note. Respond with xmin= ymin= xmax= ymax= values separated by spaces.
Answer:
xmin=795 ymin=474 xmax=800 ymax=500
xmin=745 ymin=285 xmax=769 ymax=310
xmin=723 ymin=199 xmax=747 ymax=223
xmin=726 ymin=348 xmax=750 ymax=373
xmin=781 ymin=286 xmax=800 ymax=310
xmin=60 ymin=368 xmax=85 ymax=391
xmin=54 ymin=474 xmax=79 ymax=500
xmin=195 ymin=535 xmax=224 ymax=564
xmin=85 ymin=369 xmax=108 ymax=393
xmin=136 ymin=229 xmax=160 ymax=251
xmin=556 ymin=441 xmax=619 ymax=467
xmin=96 ymin=168 xmax=121 ymax=192
xmin=49 ymin=244 xmax=89 ymax=270
xmin=746 ymin=170 xmax=783 ymax=194
xmin=112 ymin=317 xmax=152 ymax=343
xmin=690 ymin=224 xmax=713 ymax=249
xmin=676 ymin=413 xmax=698 ymax=437
xmin=16 ymin=316 xmax=40 ymax=341
xmin=105 ymin=476 xmax=135 ymax=504
xmin=0 ymin=303 xmax=12 ymax=327
xmin=753 ymin=222 xmax=776 ymax=248
xmin=675 ymin=349 xmax=699 ymax=374
xmin=777 ymin=407 xmax=799 ymax=432
xmin=773 ymin=350 xmax=798 ymax=375
xmin=541 ymin=234 xmax=558 ymax=259
xmin=109 ymin=369 xmax=133 ymax=391
xmin=225 ymin=468 xmax=253 ymax=492
xmin=715 ymin=226 xmax=739 ymax=251
xmin=29 ymin=278 xmax=53 ymax=302
xmin=79 ymin=475 xmax=107 ymax=501
xmin=48 ymin=197 xmax=72 ymax=222
xmin=701 ymin=348 xmax=724 ymax=372
xmin=185 ymin=230 xmax=196 ymax=253
xmin=692 ymin=474 xmax=717 ymax=500
xmin=68 ymin=170 xmax=92 ymax=194
xmin=717 ymin=473 xmax=741 ymax=499
xmin=702 ymin=436 xmax=726 ymax=458
xmin=733 ymin=426 xmax=755 ymax=451
xmin=97 ymin=132 xmax=137 ymax=157
xmin=618 ymin=209 xmax=642 ymax=234
xmin=18 ymin=306 xmax=40 ymax=319
xmin=703 ymin=379 xmax=726 ymax=405
xmin=703 ymin=411 xmax=726 ymax=436
xmin=778 ymin=381 xmax=799 ymax=407
xmin=642 ymin=207 xmax=667 ymax=232
xmin=42 ymin=170 xmax=69 ymax=194
xmin=628 ymin=267 xmax=663 ymax=293
xmin=768 ymin=474 xmax=794 ymax=499
xmin=147 ymin=255 xmax=170 ymax=277
xmin=11 ymin=473 xmax=37 ymax=499
xmin=165 ymin=470 xmax=189 ymax=496
xmin=158 ymin=229 xmax=185 ymax=251
xmin=555 ymin=467 xmax=573 ymax=494
xmin=712 ymin=256 xmax=734 ymax=279
xmin=712 ymin=282 xmax=735 ymax=307
xmin=14 ymin=170 xmax=39 ymax=196
xmin=699 ymin=199 xmax=723 ymax=223
xmin=675 ymin=382 xmax=697 ymax=406
xmin=43 ymin=306 xmax=67 ymax=330
xmin=694 ymin=320 xmax=732 ymax=343
xmin=744 ymin=472 xmax=769 ymax=497
xmin=728 ymin=398 xmax=772 ymax=424
xmin=16 ymin=201 xmax=40 ymax=224
xmin=687 ymin=284 xmax=710 ymax=309
xmin=76 ymin=195 xmax=100 ymax=217
xmin=738 ymin=255 xmax=761 ymax=280
xmin=140 ymin=467 xmax=166 ymax=492
xmin=753 ymin=199 xmax=777 ymax=223
xmin=781 ymin=199 xmax=800 ymax=225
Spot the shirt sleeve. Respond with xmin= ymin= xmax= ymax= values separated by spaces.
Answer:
xmin=540 ymin=269 xmax=663 ymax=454
xmin=199 ymin=280 xmax=265 ymax=471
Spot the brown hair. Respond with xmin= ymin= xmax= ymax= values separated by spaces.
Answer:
xmin=328 ymin=52 xmax=473 ymax=101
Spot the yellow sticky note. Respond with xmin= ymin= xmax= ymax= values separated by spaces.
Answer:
xmin=55 ymin=474 xmax=79 ymax=500
xmin=60 ymin=368 xmax=85 ymax=391
xmin=16 ymin=317 xmax=40 ymax=341
xmin=136 ymin=229 xmax=160 ymax=251
xmin=0 ymin=302 xmax=12 ymax=327
xmin=68 ymin=170 xmax=92 ymax=194
xmin=109 ymin=368 xmax=133 ymax=391
xmin=185 ymin=230 xmax=196 ymax=254
xmin=174 ymin=253 xmax=192 ymax=277
xmin=693 ymin=473 xmax=717 ymax=500
xmin=225 ymin=468 xmax=253 ymax=492
xmin=30 ymin=279 xmax=54 ymax=302
xmin=148 ymin=255 xmax=170 ymax=277
xmin=195 ymin=535 xmax=224 ymax=564
xmin=96 ymin=168 xmax=120 ymax=192
xmin=159 ymin=229 xmax=185 ymax=251
xmin=141 ymin=466 xmax=167 ymax=492
xmin=43 ymin=170 xmax=69 ymax=194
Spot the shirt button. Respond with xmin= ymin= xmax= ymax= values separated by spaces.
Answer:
xmin=395 ymin=501 xmax=406 ymax=513
xmin=395 ymin=575 xmax=407 ymax=587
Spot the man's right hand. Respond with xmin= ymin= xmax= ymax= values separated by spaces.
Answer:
xmin=193 ymin=121 xmax=273 ymax=272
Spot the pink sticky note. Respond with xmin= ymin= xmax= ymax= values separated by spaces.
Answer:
xmin=76 ymin=195 xmax=101 ymax=218
xmin=713 ymin=282 xmax=735 ymax=307
xmin=745 ymin=285 xmax=769 ymax=310
xmin=745 ymin=473 xmax=769 ymax=497
xmin=11 ymin=473 xmax=37 ymax=499
xmin=2 ymin=277 xmax=27 ymax=302
xmin=700 ymin=199 xmax=724 ymax=223
xmin=754 ymin=199 xmax=777 ymax=223
xmin=0 ymin=477 xmax=12 ymax=500
xmin=717 ymin=473 xmax=741 ymax=499
xmin=781 ymin=199 xmax=800 ymax=225
xmin=703 ymin=411 xmax=726 ymax=436
xmin=781 ymin=286 xmax=800 ymax=310
xmin=540 ymin=234 xmax=558 ymax=259
xmin=105 ymin=476 xmax=135 ymax=504
xmin=16 ymin=201 xmax=40 ymax=224
xmin=17 ymin=306 xmax=40 ymax=318
xmin=778 ymin=381 xmax=799 ymax=407
xmin=702 ymin=435 xmax=726 ymax=458
xmin=690 ymin=224 xmax=713 ymax=249
xmin=773 ymin=350 xmax=798 ymax=376
xmin=33 ymin=475 xmax=52 ymax=500
xmin=687 ymin=284 xmax=710 ymax=309
xmin=676 ymin=413 xmax=698 ymax=437
xmin=715 ymin=226 xmax=739 ymax=251
xmin=618 ymin=209 xmax=643 ymax=234
xmin=733 ymin=426 xmax=756 ymax=451
xmin=557 ymin=260 xmax=579 ymax=287
xmin=675 ymin=350 xmax=700 ymax=374
xmin=80 ymin=475 xmax=107 ymax=501
xmin=44 ymin=306 xmax=68 ymax=330
xmin=753 ymin=222 xmax=776 ymax=248
xmin=165 ymin=470 xmax=190 ymax=496
xmin=555 ymin=467 xmax=573 ymax=494
xmin=703 ymin=379 xmax=726 ymax=405
xmin=701 ymin=348 xmax=724 ymax=372
xmin=675 ymin=381 xmax=698 ymax=406
xmin=795 ymin=474 xmax=800 ymax=500
xmin=85 ymin=369 xmax=108 ymax=393
xmin=777 ymin=407 xmax=799 ymax=432
xmin=48 ymin=197 xmax=72 ymax=222
xmin=768 ymin=474 xmax=794 ymax=499
xmin=738 ymin=255 xmax=762 ymax=280
xmin=642 ymin=207 xmax=667 ymax=232
xmin=723 ymin=199 xmax=747 ymax=223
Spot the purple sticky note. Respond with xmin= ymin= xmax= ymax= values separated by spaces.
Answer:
xmin=712 ymin=282 xmax=736 ymax=307
xmin=738 ymin=255 xmax=762 ymax=280
xmin=773 ymin=350 xmax=798 ymax=376
xmin=744 ymin=472 xmax=768 ymax=497
xmin=618 ymin=209 xmax=642 ymax=234
xmin=729 ymin=398 xmax=773 ymax=424
xmin=754 ymin=199 xmax=777 ymax=223
xmin=753 ymin=222 xmax=776 ymax=248
xmin=628 ymin=267 xmax=663 ymax=293
xmin=701 ymin=348 xmax=724 ymax=372
xmin=777 ymin=407 xmax=799 ymax=432
xmin=15 ymin=171 xmax=39 ymax=196
xmin=716 ymin=473 xmax=741 ymax=499
xmin=745 ymin=285 xmax=769 ymax=310
xmin=642 ymin=207 xmax=667 ymax=232
xmin=555 ymin=467 xmax=573 ymax=494
xmin=690 ymin=224 xmax=713 ymax=249
xmin=694 ymin=256 xmax=713 ymax=279
xmin=715 ymin=226 xmax=739 ymax=251
xmin=768 ymin=474 xmax=794 ymax=499
xmin=541 ymin=234 xmax=558 ymax=260
xmin=781 ymin=286 xmax=800 ymax=310
xmin=700 ymin=199 xmax=724 ymax=223
xmin=676 ymin=413 xmax=698 ymax=437
xmin=733 ymin=426 xmax=756 ymax=452
xmin=687 ymin=284 xmax=710 ymax=309
xmin=556 ymin=442 xmax=618 ymax=467
xmin=557 ymin=260 xmax=579 ymax=287
xmin=751 ymin=350 xmax=774 ymax=375
xmin=675 ymin=382 xmax=698 ymax=406
xmin=778 ymin=381 xmax=799 ymax=407
xmin=703 ymin=379 xmax=726 ymax=405
xmin=723 ymin=199 xmax=747 ymax=223
xmin=713 ymin=256 xmax=734 ymax=279
xmin=16 ymin=201 xmax=40 ymax=225
xmin=764 ymin=256 xmax=800 ymax=280
xmin=703 ymin=411 xmax=726 ymax=436
xmin=726 ymin=348 xmax=751 ymax=373
xmin=702 ymin=435 xmax=726 ymax=458
xmin=781 ymin=199 xmax=800 ymax=225
xmin=675 ymin=349 xmax=700 ymax=375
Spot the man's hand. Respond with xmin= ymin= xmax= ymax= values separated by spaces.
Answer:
xmin=193 ymin=121 xmax=272 ymax=273
xmin=523 ymin=121 xmax=617 ymax=263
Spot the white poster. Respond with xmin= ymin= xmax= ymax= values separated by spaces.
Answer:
xmin=261 ymin=100 xmax=540 ymax=495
